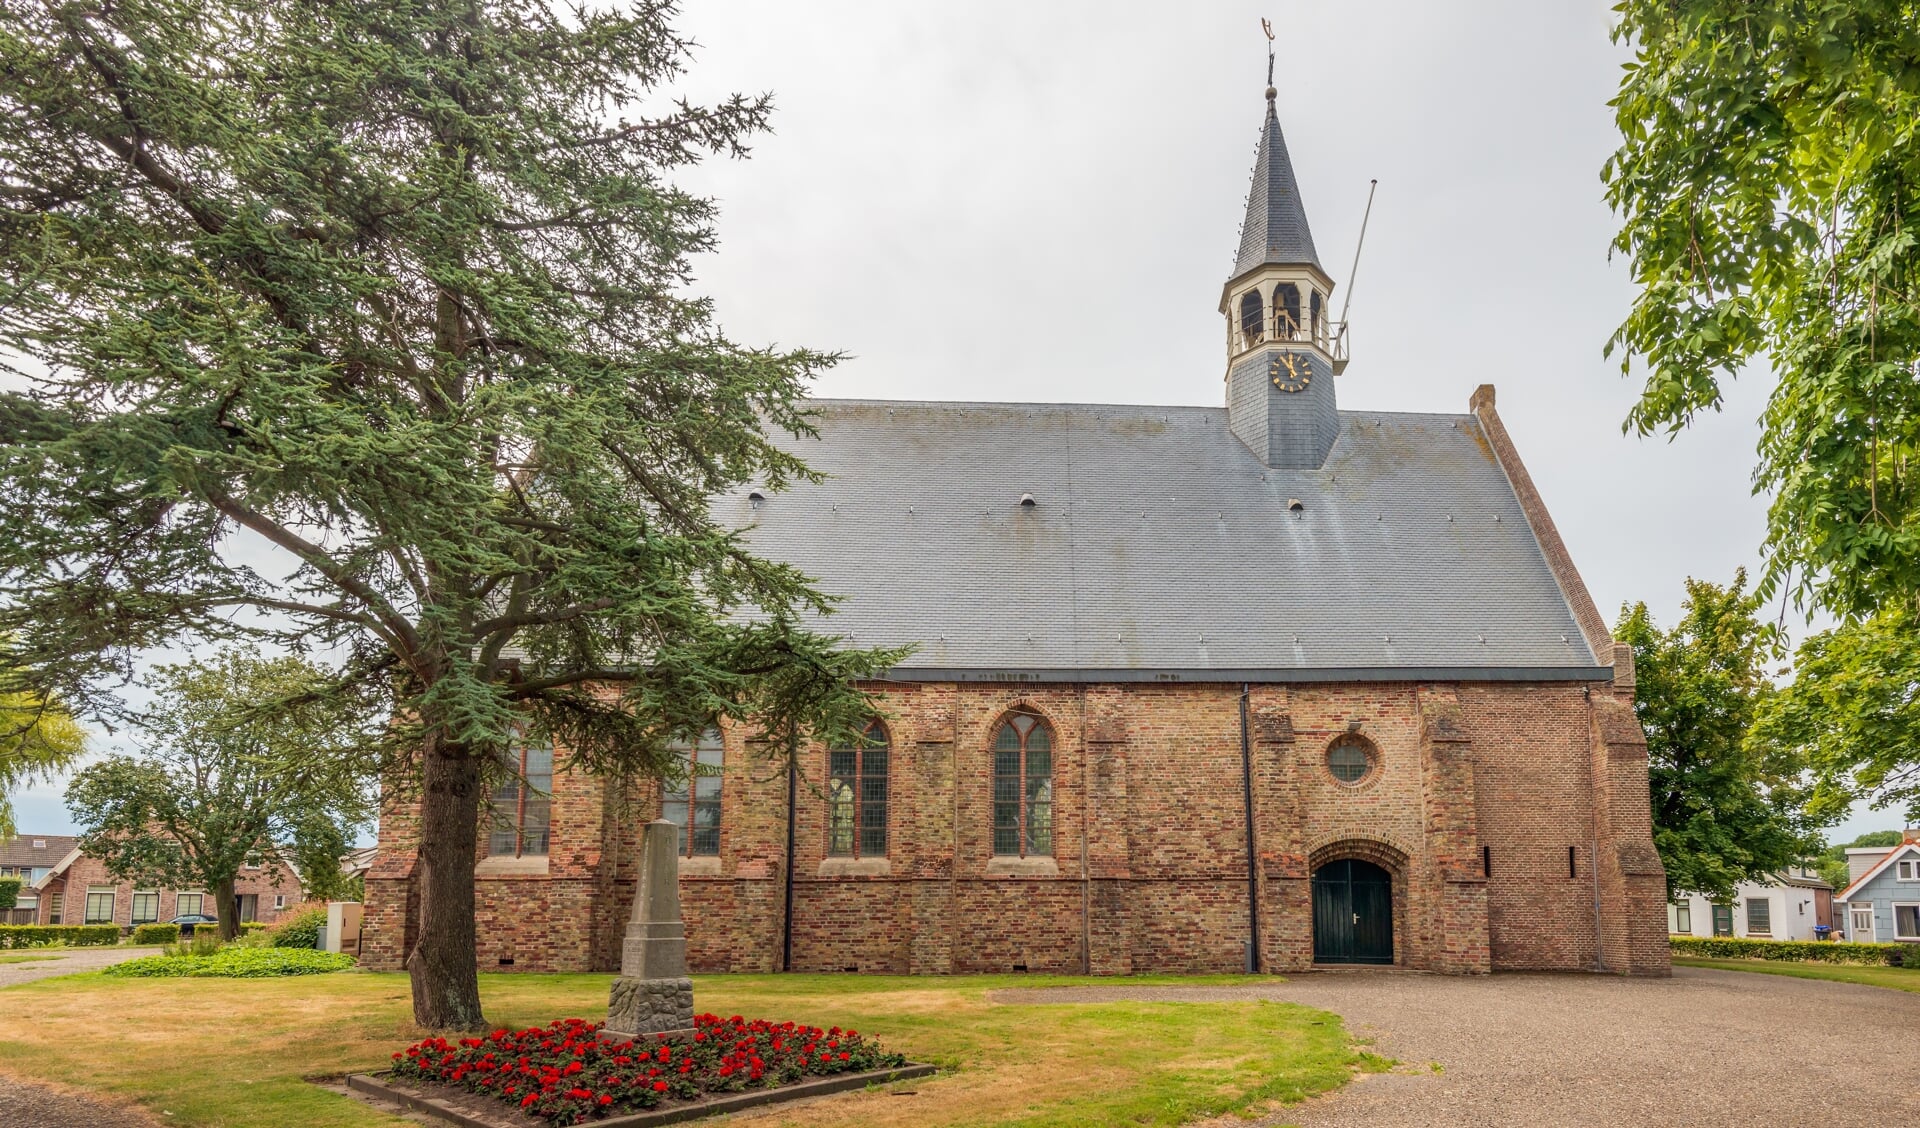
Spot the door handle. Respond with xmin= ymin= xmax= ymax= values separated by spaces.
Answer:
xmin=1352 ymin=913 xmax=1359 ymax=925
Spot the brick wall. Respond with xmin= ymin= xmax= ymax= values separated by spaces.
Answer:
xmin=38 ymin=853 xmax=311 ymax=928
xmin=365 ymin=676 xmax=1670 ymax=978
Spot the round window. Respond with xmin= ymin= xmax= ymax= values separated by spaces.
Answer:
xmin=1326 ymin=737 xmax=1373 ymax=784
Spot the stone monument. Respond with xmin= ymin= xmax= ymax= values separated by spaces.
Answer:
xmin=604 ymin=819 xmax=694 ymax=1039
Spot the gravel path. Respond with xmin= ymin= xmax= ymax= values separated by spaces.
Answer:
xmin=994 ymin=967 xmax=1920 ymax=1126
xmin=0 ymin=945 xmax=156 ymax=988
xmin=0 ymin=1079 xmax=162 ymax=1128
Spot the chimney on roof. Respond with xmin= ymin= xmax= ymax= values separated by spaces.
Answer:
xmin=1905 ymin=828 xmax=1920 ymax=845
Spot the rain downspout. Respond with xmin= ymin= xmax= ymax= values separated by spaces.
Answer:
xmin=1241 ymin=683 xmax=1261 ymax=973
xmin=782 ymin=750 xmax=797 ymax=973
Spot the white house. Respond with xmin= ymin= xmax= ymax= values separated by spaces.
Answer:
xmin=1669 ymin=867 xmax=1833 ymax=941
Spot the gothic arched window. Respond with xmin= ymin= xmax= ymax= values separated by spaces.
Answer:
xmin=488 ymin=732 xmax=553 ymax=858
xmin=828 ymin=720 xmax=889 ymax=858
xmin=1273 ymin=282 xmax=1302 ymax=338
xmin=663 ymin=726 xmax=724 ymax=857
xmin=992 ymin=709 xmax=1054 ymax=857
xmin=1238 ymin=289 xmax=1264 ymax=348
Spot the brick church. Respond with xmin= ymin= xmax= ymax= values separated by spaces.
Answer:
xmin=364 ymin=83 xmax=1670 ymax=978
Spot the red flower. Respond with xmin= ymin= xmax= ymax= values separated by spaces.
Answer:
xmin=652 ymin=1081 xmax=668 ymax=1092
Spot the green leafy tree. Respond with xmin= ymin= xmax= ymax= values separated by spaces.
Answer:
xmin=0 ymin=875 xmax=18 ymax=913
xmin=1752 ymin=608 xmax=1920 ymax=827
xmin=66 ymin=651 xmax=374 ymax=941
xmin=1606 ymin=1 xmax=1920 ymax=620
xmin=1618 ymin=573 xmax=1827 ymax=902
xmin=1606 ymin=3 xmax=1920 ymax=869
xmin=0 ymin=681 xmax=86 ymax=840
xmin=1813 ymin=829 xmax=1904 ymax=892
xmin=0 ymin=0 xmax=898 ymax=1028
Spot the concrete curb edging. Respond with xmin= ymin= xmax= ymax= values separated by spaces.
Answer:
xmin=344 ymin=1063 xmax=938 ymax=1127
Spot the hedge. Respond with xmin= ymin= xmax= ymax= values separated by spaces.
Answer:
xmin=1671 ymin=935 xmax=1908 ymax=966
xmin=0 ymin=924 xmax=120 ymax=949
xmin=269 ymin=906 xmax=327 ymax=949
xmin=131 ymin=923 xmax=180 ymax=945
xmin=0 ymin=875 xmax=20 ymax=912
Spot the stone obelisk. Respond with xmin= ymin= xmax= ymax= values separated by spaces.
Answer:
xmin=604 ymin=819 xmax=694 ymax=1038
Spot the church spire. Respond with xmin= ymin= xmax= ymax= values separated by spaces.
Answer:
xmin=1231 ymin=85 xmax=1321 ymax=280
xmin=1218 ymin=44 xmax=1344 ymax=472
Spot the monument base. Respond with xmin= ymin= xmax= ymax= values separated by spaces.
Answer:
xmin=605 ymin=975 xmax=694 ymax=1040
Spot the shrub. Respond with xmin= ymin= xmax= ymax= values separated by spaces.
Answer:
xmin=131 ymin=923 xmax=180 ymax=945
xmin=0 ymin=925 xmax=119 ymax=950
xmin=0 ymin=876 xmax=20 ymax=912
xmin=240 ymin=921 xmax=267 ymax=933
xmin=388 ymin=1014 xmax=910 ymax=1127
xmin=1671 ymin=935 xmax=1908 ymax=966
xmin=270 ymin=906 xmax=327 ymax=949
xmin=104 ymin=947 xmax=354 ymax=978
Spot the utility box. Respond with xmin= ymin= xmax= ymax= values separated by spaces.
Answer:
xmin=324 ymin=901 xmax=364 ymax=956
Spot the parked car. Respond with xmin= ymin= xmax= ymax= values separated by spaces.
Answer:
xmin=168 ymin=913 xmax=220 ymax=936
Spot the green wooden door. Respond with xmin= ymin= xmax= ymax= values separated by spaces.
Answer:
xmin=1311 ymin=859 xmax=1395 ymax=964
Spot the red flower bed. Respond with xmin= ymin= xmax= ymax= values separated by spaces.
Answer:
xmin=388 ymin=1013 xmax=909 ymax=1126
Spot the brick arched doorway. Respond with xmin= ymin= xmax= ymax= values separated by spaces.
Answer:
xmin=1312 ymin=859 xmax=1393 ymax=964
xmin=1309 ymin=840 xmax=1407 ymax=966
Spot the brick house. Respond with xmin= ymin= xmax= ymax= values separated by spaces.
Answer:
xmin=0 ymin=833 xmax=77 ymax=924
xmin=24 ymin=838 xmax=310 ymax=930
xmin=364 ymin=83 xmax=1669 ymax=978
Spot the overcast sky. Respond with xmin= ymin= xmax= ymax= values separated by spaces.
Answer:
xmin=10 ymin=1 xmax=1892 ymax=842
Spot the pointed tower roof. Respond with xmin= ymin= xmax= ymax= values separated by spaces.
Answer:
xmin=1230 ymin=89 xmax=1321 ymax=279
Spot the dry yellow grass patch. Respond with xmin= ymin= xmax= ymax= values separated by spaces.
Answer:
xmin=0 ymin=970 xmax=1365 ymax=1128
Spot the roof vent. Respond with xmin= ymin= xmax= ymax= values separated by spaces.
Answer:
xmin=747 ymin=490 xmax=765 ymax=508
xmin=1019 ymin=493 xmax=1036 ymax=508
xmin=1287 ymin=498 xmax=1304 ymax=512
xmin=31 ymin=839 xmax=45 ymax=848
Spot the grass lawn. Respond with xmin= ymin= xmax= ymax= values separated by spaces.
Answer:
xmin=1675 ymin=955 xmax=1920 ymax=993
xmin=0 ymin=970 xmax=1371 ymax=1127
xmin=0 ymin=954 xmax=60 ymax=965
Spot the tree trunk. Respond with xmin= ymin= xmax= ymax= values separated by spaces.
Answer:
xmin=213 ymin=875 xmax=238 ymax=942
xmin=407 ymin=731 xmax=488 ymax=1030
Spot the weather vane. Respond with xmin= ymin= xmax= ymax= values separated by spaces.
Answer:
xmin=1261 ymin=17 xmax=1276 ymax=94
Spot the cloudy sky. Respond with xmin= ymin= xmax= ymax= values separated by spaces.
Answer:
xmin=10 ymin=1 xmax=1890 ymax=841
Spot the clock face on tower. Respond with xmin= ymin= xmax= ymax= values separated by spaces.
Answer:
xmin=1269 ymin=352 xmax=1311 ymax=393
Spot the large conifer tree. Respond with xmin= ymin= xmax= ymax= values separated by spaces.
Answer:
xmin=0 ymin=0 xmax=896 ymax=1028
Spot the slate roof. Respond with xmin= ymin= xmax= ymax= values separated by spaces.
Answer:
xmin=1232 ymin=96 xmax=1322 ymax=278
xmin=736 ymin=399 xmax=1606 ymax=682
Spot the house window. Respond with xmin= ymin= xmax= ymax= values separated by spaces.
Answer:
xmin=273 ymin=895 xmax=286 ymax=911
xmin=130 ymin=891 xmax=159 ymax=925
xmin=1711 ymin=904 xmax=1733 ymax=936
xmin=1672 ymin=902 xmax=1692 ymax=934
xmin=827 ymin=721 xmax=889 ymax=858
xmin=47 ymin=893 xmax=61 ymax=924
xmin=84 ymin=888 xmax=115 ymax=925
xmin=1895 ymin=904 xmax=1920 ymax=941
xmin=992 ymin=709 xmax=1054 ymax=857
xmin=487 ymin=734 xmax=553 ymax=858
xmin=662 ymin=727 xmax=724 ymax=857
xmin=1746 ymin=897 xmax=1771 ymax=936
xmin=1897 ymin=859 xmax=1918 ymax=881
xmin=1238 ymin=289 xmax=1264 ymax=347
xmin=175 ymin=891 xmax=203 ymax=917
